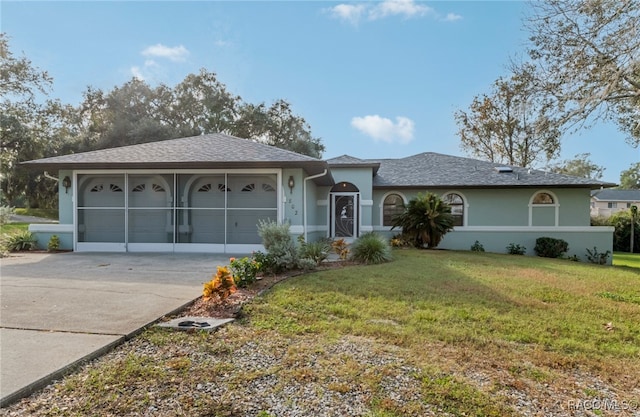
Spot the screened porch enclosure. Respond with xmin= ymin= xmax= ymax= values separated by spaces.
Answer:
xmin=76 ymin=172 xmax=279 ymax=252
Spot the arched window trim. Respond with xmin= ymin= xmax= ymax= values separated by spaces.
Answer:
xmin=442 ymin=191 xmax=468 ymax=228
xmin=528 ymin=190 xmax=560 ymax=226
xmin=379 ymin=191 xmax=407 ymax=227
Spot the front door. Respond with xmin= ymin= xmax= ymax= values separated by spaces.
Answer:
xmin=331 ymin=193 xmax=358 ymax=239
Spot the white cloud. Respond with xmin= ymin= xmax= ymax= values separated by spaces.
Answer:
xmin=369 ymin=0 xmax=432 ymax=20
xmin=129 ymin=59 xmax=160 ymax=81
xmin=351 ymin=115 xmax=415 ymax=144
xmin=443 ymin=12 xmax=463 ymax=22
xmin=141 ymin=43 xmax=190 ymax=62
xmin=326 ymin=3 xmax=367 ymax=25
xmin=327 ymin=0 xmax=461 ymax=24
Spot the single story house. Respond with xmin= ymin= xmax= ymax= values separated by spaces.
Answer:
xmin=590 ymin=189 xmax=640 ymax=218
xmin=24 ymin=133 xmax=615 ymax=262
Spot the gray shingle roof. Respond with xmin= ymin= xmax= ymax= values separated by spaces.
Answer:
xmin=591 ymin=189 xmax=640 ymax=201
xmin=370 ymin=152 xmax=614 ymax=188
xmin=23 ymin=133 xmax=331 ymax=180
xmin=326 ymin=154 xmax=380 ymax=174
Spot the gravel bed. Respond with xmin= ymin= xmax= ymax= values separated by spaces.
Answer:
xmin=3 ymin=322 xmax=639 ymax=417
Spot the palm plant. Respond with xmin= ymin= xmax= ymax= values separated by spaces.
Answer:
xmin=391 ymin=192 xmax=455 ymax=249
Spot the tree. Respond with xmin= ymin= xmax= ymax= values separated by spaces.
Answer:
xmin=549 ymin=153 xmax=604 ymax=179
xmin=619 ymin=162 xmax=640 ymax=189
xmin=0 ymin=33 xmax=62 ymax=207
xmin=608 ymin=210 xmax=639 ymax=253
xmin=526 ymin=0 xmax=640 ymax=146
xmin=391 ymin=192 xmax=454 ymax=249
xmin=237 ymin=99 xmax=325 ymax=159
xmin=74 ymin=70 xmax=324 ymax=158
xmin=170 ymin=69 xmax=240 ymax=136
xmin=455 ymin=64 xmax=562 ymax=168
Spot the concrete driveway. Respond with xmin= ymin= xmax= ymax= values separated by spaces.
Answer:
xmin=0 ymin=251 xmax=236 ymax=407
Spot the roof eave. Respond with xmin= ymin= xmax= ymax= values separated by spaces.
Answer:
xmin=373 ymin=182 xmax=616 ymax=189
xmin=21 ymin=159 xmax=335 ymax=185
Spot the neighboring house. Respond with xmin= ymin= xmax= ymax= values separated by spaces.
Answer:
xmin=23 ymin=133 xmax=615 ymax=263
xmin=590 ymin=189 xmax=640 ymax=218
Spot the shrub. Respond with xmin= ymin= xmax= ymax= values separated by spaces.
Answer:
xmin=299 ymin=239 xmax=331 ymax=266
xmin=608 ymin=210 xmax=640 ymax=253
xmin=534 ymin=237 xmax=569 ymax=258
xmin=252 ymin=251 xmax=279 ymax=275
xmin=506 ymin=243 xmax=526 ymax=255
xmin=391 ymin=192 xmax=454 ymax=249
xmin=389 ymin=234 xmax=410 ymax=248
xmin=203 ymin=266 xmax=237 ymax=302
xmin=585 ymin=247 xmax=611 ymax=265
xmin=229 ymin=256 xmax=261 ymax=287
xmin=350 ymin=232 xmax=393 ymax=265
xmin=257 ymin=219 xmax=299 ymax=272
xmin=297 ymin=257 xmax=318 ymax=271
xmin=47 ymin=235 xmax=60 ymax=252
xmin=332 ymin=238 xmax=350 ymax=260
xmin=470 ymin=240 xmax=485 ymax=252
xmin=0 ymin=206 xmax=15 ymax=225
xmin=5 ymin=230 xmax=37 ymax=252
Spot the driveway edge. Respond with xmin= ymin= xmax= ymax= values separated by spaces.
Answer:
xmin=0 ymin=297 xmax=199 ymax=408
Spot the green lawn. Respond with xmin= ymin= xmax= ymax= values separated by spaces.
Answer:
xmin=13 ymin=207 xmax=58 ymax=219
xmin=9 ymin=250 xmax=640 ymax=416
xmin=0 ymin=222 xmax=29 ymax=234
xmin=613 ymin=251 xmax=640 ymax=268
xmin=1 ymin=207 xmax=57 ymax=236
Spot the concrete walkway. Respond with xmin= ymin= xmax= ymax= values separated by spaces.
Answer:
xmin=0 ymin=251 xmax=237 ymax=407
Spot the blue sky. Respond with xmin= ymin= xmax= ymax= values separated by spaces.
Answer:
xmin=2 ymin=0 xmax=638 ymax=183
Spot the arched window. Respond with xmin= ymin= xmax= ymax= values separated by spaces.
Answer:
xmin=532 ymin=192 xmax=554 ymax=204
xmin=529 ymin=190 xmax=559 ymax=226
xmin=443 ymin=192 xmax=464 ymax=227
xmin=382 ymin=193 xmax=405 ymax=226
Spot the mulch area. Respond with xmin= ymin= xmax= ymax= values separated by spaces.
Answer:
xmin=182 ymin=260 xmax=352 ymax=319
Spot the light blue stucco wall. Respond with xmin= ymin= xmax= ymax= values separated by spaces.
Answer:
xmin=371 ymin=187 xmax=593 ymax=228
xmin=367 ymin=186 xmax=613 ymax=264
xmin=303 ymin=180 xmax=329 ymax=242
xmin=282 ymin=168 xmax=304 ymax=233
xmin=58 ymin=170 xmax=73 ymax=224
xmin=30 ymin=169 xmax=74 ymax=250
xmin=439 ymin=227 xmax=614 ymax=264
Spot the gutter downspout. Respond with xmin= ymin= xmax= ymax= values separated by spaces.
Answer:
xmin=43 ymin=171 xmax=59 ymax=182
xmin=303 ymin=169 xmax=328 ymax=242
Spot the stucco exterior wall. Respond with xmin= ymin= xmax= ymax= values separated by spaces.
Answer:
xmin=30 ymin=169 xmax=74 ymax=250
xmin=368 ymin=186 xmax=612 ymax=263
xmin=371 ymin=187 xmax=592 ymax=229
xmin=439 ymin=227 xmax=614 ymax=264
xmin=282 ymin=168 xmax=303 ymax=230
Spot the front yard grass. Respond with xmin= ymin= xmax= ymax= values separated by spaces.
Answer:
xmin=6 ymin=249 xmax=640 ymax=416
xmin=613 ymin=251 xmax=640 ymax=268
xmin=0 ymin=222 xmax=29 ymax=235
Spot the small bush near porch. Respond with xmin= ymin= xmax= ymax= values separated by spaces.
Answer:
xmin=11 ymin=250 xmax=640 ymax=416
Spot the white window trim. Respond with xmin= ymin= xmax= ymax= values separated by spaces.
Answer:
xmin=528 ymin=189 xmax=559 ymax=227
xmin=442 ymin=190 xmax=468 ymax=228
xmin=379 ymin=191 xmax=407 ymax=227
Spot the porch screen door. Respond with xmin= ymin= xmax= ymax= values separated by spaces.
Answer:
xmin=331 ymin=193 xmax=358 ymax=238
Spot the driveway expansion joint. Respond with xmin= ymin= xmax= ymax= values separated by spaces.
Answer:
xmin=0 ymin=326 xmax=124 ymax=337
